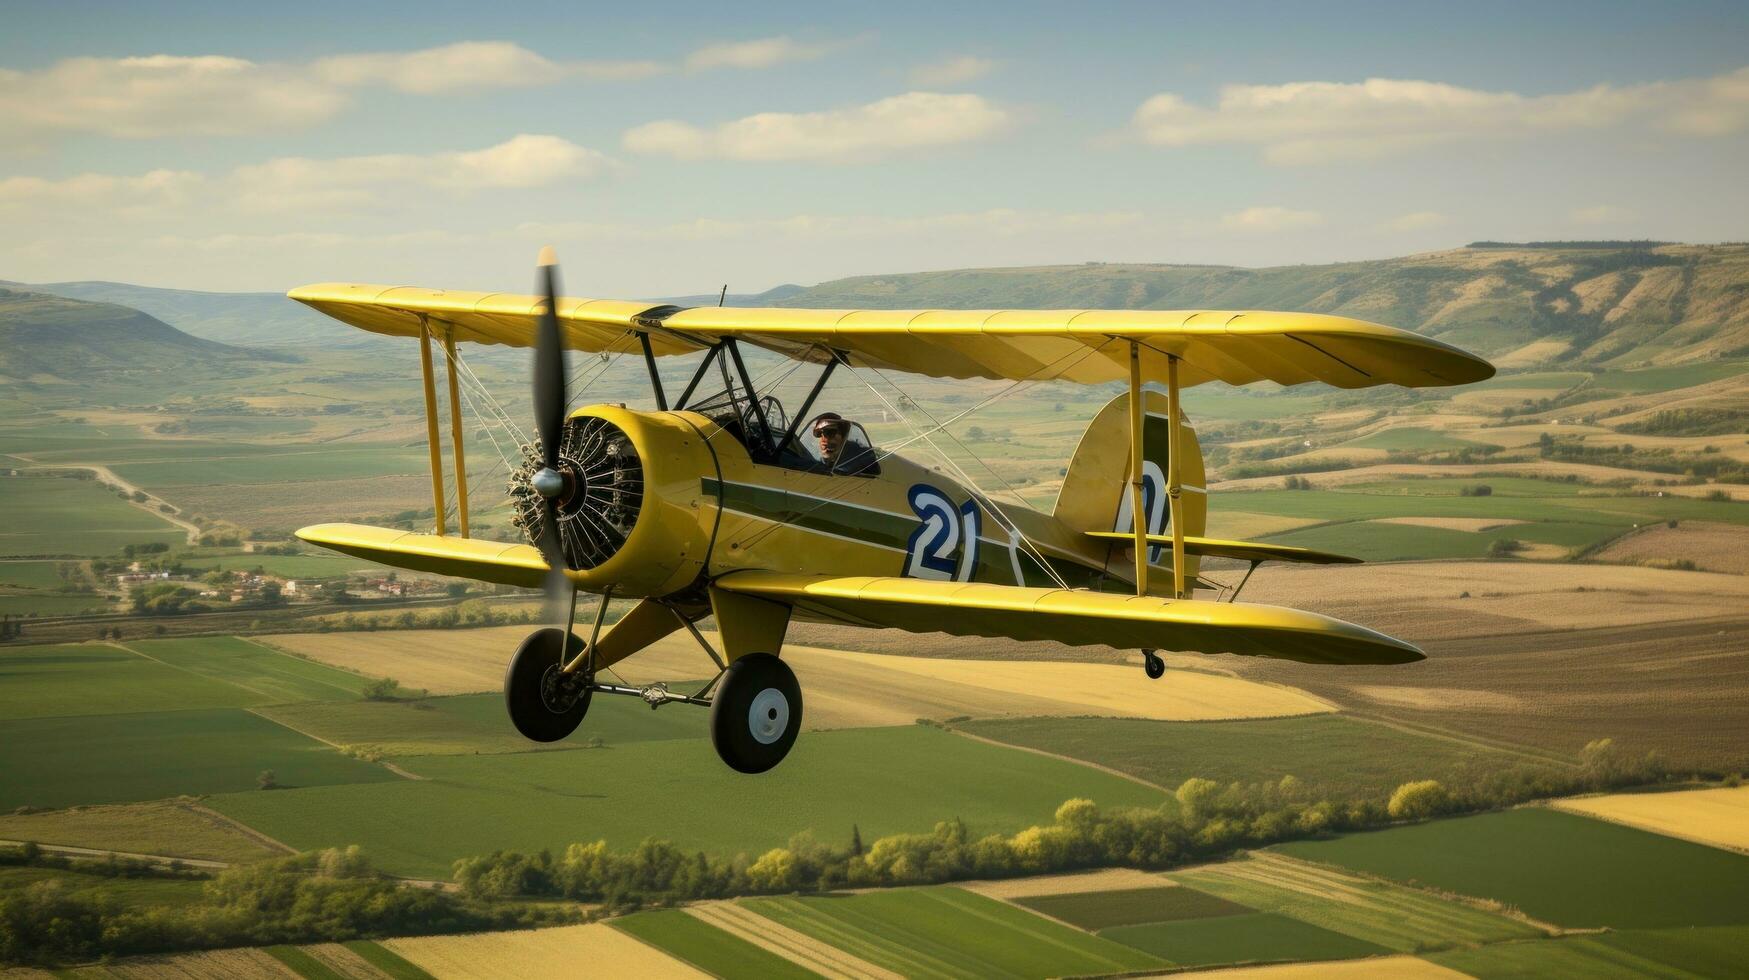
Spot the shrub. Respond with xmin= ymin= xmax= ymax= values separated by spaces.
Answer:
xmin=362 ymin=677 xmax=403 ymax=701
xmin=1387 ymin=780 xmax=1449 ymax=821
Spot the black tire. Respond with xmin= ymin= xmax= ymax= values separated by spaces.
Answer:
xmin=1143 ymin=650 xmax=1166 ymax=680
xmin=505 ymin=628 xmax=591 ymax=743
xmin=710 ymin=653 xmax=802 ymax=774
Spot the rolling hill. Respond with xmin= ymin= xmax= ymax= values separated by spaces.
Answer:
xmin=771 ymin=243 xmax=1749 ymax=369
xmin=0 ymin=288 xmax=280 ymax=381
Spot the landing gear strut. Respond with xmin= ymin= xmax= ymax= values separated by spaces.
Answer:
xmin=1142 ymin=649 xmax=1166 ymax=680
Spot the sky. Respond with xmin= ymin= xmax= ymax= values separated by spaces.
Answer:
xmin=2 ymin=0 xmax=1746 ymax=297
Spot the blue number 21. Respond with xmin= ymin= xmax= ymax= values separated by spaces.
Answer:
xmin=904 ymin=485 xmax=980 ymax=582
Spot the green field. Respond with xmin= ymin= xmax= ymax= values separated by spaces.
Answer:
xmin=0 ymin=560 xmax=79 ymax=589
xmin=266 ymin=944 xmax=349 ymax=980
xmin=611 ymin=908 xmax=821 ymax=980
xmin=1469 ymin=371 xmax=1590 ymax=391
xmin=1015 ymin=885 xmax=1247 ymax=929
xmin=0 ymin=592 xmax=112 ymax=616
xmin=958 ymin=715 xmax=1544 ymax=800
xmin=1235 ymin=487 xmax=1749 ymax=526
xmin=1174 ymin=853 xmax=1543 ymax=952
xmin=343 ymin=940 xmax=437 ymax=980
xmin=1429 ymin=925 xmax=1749 ymax=978
xmin=127 ymin=636 xmax=373 ymax=702
xmin=255 ymin=690 xmax=709 ymax=757
xmin=1275 ymin=808 xmax=1749 ymax=929
xmin=111 ymin=447 xmax=428 ymax=488
xmin=1591 ymin=361 xmax=1749 ymax=393
xmin=1265 ymin=517 xmax=1617 ymax=561
xmin=0 ymin=800 xmax=276 ymax=863
xmin=0 ymin=865 xmax=211 ymax=910
xmin=172 ymin=551 xmax=377 ymax=578
xmin=0 ymin=475 xmax=185 ymax=556
xmin=1100 ymin=912 xmax=1389 ymax=968
xmin=0 ymin=707 xmax=400 ymax=809
xmin=0 ymin=643 xmax=271 ymax=720
xmin=206 ymin=725 xmax=1168 ymax=877
xmin=744 ymin=887 xmax=1164 ymax=978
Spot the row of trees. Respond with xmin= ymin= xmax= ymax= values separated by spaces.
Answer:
xmin=454 ymin=739 xmax=1670 ymax=911
xmin=0 ymin=846 xmax=560 ymax=967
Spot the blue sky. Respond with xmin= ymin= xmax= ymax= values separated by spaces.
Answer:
xmin=2 ymin=1 xmax=1745 ymax=296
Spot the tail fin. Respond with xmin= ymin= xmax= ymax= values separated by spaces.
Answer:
xmin=1054 ymin=391 xmax=1207 ymax=589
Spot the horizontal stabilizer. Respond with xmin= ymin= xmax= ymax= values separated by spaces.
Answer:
xmin=295 ymin=523 xmax=547 ymax=589
xmin=714 ymin=571 xmax=1421 ymax=665
xmin=1085 ymin=531 xmax=1362 ymax=565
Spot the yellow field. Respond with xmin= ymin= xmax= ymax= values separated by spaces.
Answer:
xmin=266 ymin=627 xmax=1333 ymax=726
xmin=1203 ymin=511 xmax=1326 ymax=540
xmin=1551 ymin=786 xmax=1749 ymax=853
xmin=0 ymin=801 xmax=281 ymax=864
xmin=384 ymin=923 xmax=703 ymax=979
xmin=94 ymin=949 xmax=296 ymax=978
xmin=1175 ymin=955 xmax=1465 ymax=979
xmin=963 ymin=866 xmax=1174 ymax=899
xmin=1591 ymin=521 xmax=1749 ymax=574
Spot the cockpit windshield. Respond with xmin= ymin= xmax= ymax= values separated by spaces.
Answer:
xmin=687 ymin=388 xmax=879 ymax=476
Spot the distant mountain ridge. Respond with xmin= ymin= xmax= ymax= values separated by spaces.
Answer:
xmin=770 ymin=244 xmax=1749 ymax=368
xmin=0 ymin=287 xmax=281 ymax=381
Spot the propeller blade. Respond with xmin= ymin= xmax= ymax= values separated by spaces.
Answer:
xmin=538 ymin=500 xmax=571 ymax=632
xmin=533 ymin=246 xmax=566 ymax=473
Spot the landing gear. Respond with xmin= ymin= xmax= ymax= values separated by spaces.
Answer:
xmin=505 ymin=627 xmax=592 ymax=742
xmin=710 ymin=653 xmax=802 ymax=774
xmin=1142 ymin=649 xmax=1166 ymax=680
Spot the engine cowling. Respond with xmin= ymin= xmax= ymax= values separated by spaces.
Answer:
xmin=510 ymin=405 xmax=716 ymax=597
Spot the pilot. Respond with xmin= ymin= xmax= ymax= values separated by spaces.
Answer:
xmin=812 ymin=412 xmax=878 ymax=475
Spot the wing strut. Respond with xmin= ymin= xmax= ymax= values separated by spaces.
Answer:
xmin=442 ymin=324 xmax=470 ymax=537
xmin=1167 ymin=353 xmax=1186 ymax=599
xmin=1127 ymin=341 xmax=1148 ymax=596
xmin=417 ymin=315 xmax=448 ymax=536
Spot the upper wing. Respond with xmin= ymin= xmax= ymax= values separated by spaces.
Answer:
xmin=296 ymin=523 xmax=547 ymax=589
xmin=289 ymin=282 xmax=1493 ymax=390
xmin=714 ymin=570 xmax=1422 ymax=665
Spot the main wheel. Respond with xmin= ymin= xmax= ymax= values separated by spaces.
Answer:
xmin=505 ymin=627 xmax=591 ymax=742
xmin=1143 ymin=650 xmax=1166 ymax=680
xmin=710 ymin=653 xmax=802 ymax=774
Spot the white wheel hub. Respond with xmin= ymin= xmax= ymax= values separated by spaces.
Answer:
xmin=748 ymin=687 xmax=790 ymax=744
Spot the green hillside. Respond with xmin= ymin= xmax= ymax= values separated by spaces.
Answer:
xmin=773 ymin=243 xmax=1749 ymax=368
xmin=0 ymin=288 xmax=280 ymax=380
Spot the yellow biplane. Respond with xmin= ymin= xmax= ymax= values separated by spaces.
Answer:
xmin=289 ymin=250 xmax=1493 ymax=773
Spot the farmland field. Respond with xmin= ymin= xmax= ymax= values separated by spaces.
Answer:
xmin=108 ymin=445 xmax=429 ymax=488
xmin=0 ymin=593 xmax=111 ymax=616
xmin=1101 ymin=912 xmax=1389 ymax=968
xmin=172 ymin=551 xmax=377 ymax=578
xmin=1341 ymin=428 xmax=1491 ymax=452
xmin=0 ymin=560 xmax=78 ymax=589
xmin=743 ymin=887 xmax=1165 ymax=978
xmin=1429 ymin=924 xmax=1749 ymax=979
xmin=206 ymin=725 xmax=1168 ymax=878
xmin=0 ymin=800 xmax=279 ymax=863
xmin=254 ymin=690 xmax=710 ymax=757
xmin=0 ymin=707 xmax=400 ymax=810
xmin=0 ymin=475 xmax=184 ymax=556
xmin=1172 ymin=852 xmax=1544 ymax=952
xmin=126 ymin=636 xmax=374 ymax=702
xmin=383 ymin=923 xmax=701 ymax=979
xmin=1550 ymin=785 xmax=1749 ymax=853
xmin=0 ymin=643 xmax=272 ymax=719
xmin=1014 ymin=885 xmax=1248 ymax=928
xmin=610 ymin=908 xmax=820 ymax=980
xmin=958 ymin=715 xmax=1543 ymax=799
xmin=0 ymin=865 xmax=211 ymax=910
xmin=1274 ymin=808 xmax=1749 ymax=929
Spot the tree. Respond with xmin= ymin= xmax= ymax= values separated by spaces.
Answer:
xmin=1387 ymin=780 xmax=1447 ymax=821
xmin=257 ymin=769 xmax=278 ymax=790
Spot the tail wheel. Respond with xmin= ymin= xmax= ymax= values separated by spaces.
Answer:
xmin=505 ymin=627 xmax=591 ymax=742
xmin=1143 ymin=650 xmax=1166 ymax=680
xmin=710 ymin=653 xmax=802 ymax=774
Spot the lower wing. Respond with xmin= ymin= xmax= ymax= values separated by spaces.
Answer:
xmin=714 ymin=571 xmax=1421 ymax=665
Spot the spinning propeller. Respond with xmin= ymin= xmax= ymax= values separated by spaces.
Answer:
xmin=529 ymin=247 xmax=575 ymax=630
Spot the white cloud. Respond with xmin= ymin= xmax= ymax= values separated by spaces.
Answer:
xmin=2 ymin=135 xmax=608 ymax=217
xmin=1220 ymin=206 xmax=1324 ymax=232
xmin=0 ymin=42 xmax=675 ymax=143
xmin=310 ymin=41 xmax=568 ymax=94
xmin=1132 ymin=66 xmax=1749 ymax=164
xmin=1570 ymin=204 xmax=1635 ymax=224
xmin=624 ymin=92 xmax=1011 ymax=161
xmin=684 ymin=35 xmax=844 ymax=72
xmin=909 ymin=55 xmax=995 ymax=87
xmin=1384 ymin=210 xmax=1449 ymax=232
xmin=0 ymin=55 xmax=344 ymax=140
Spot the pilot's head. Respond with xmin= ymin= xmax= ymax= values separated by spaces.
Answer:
xmin=813 ymin=413 xmax=849 ymax=463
